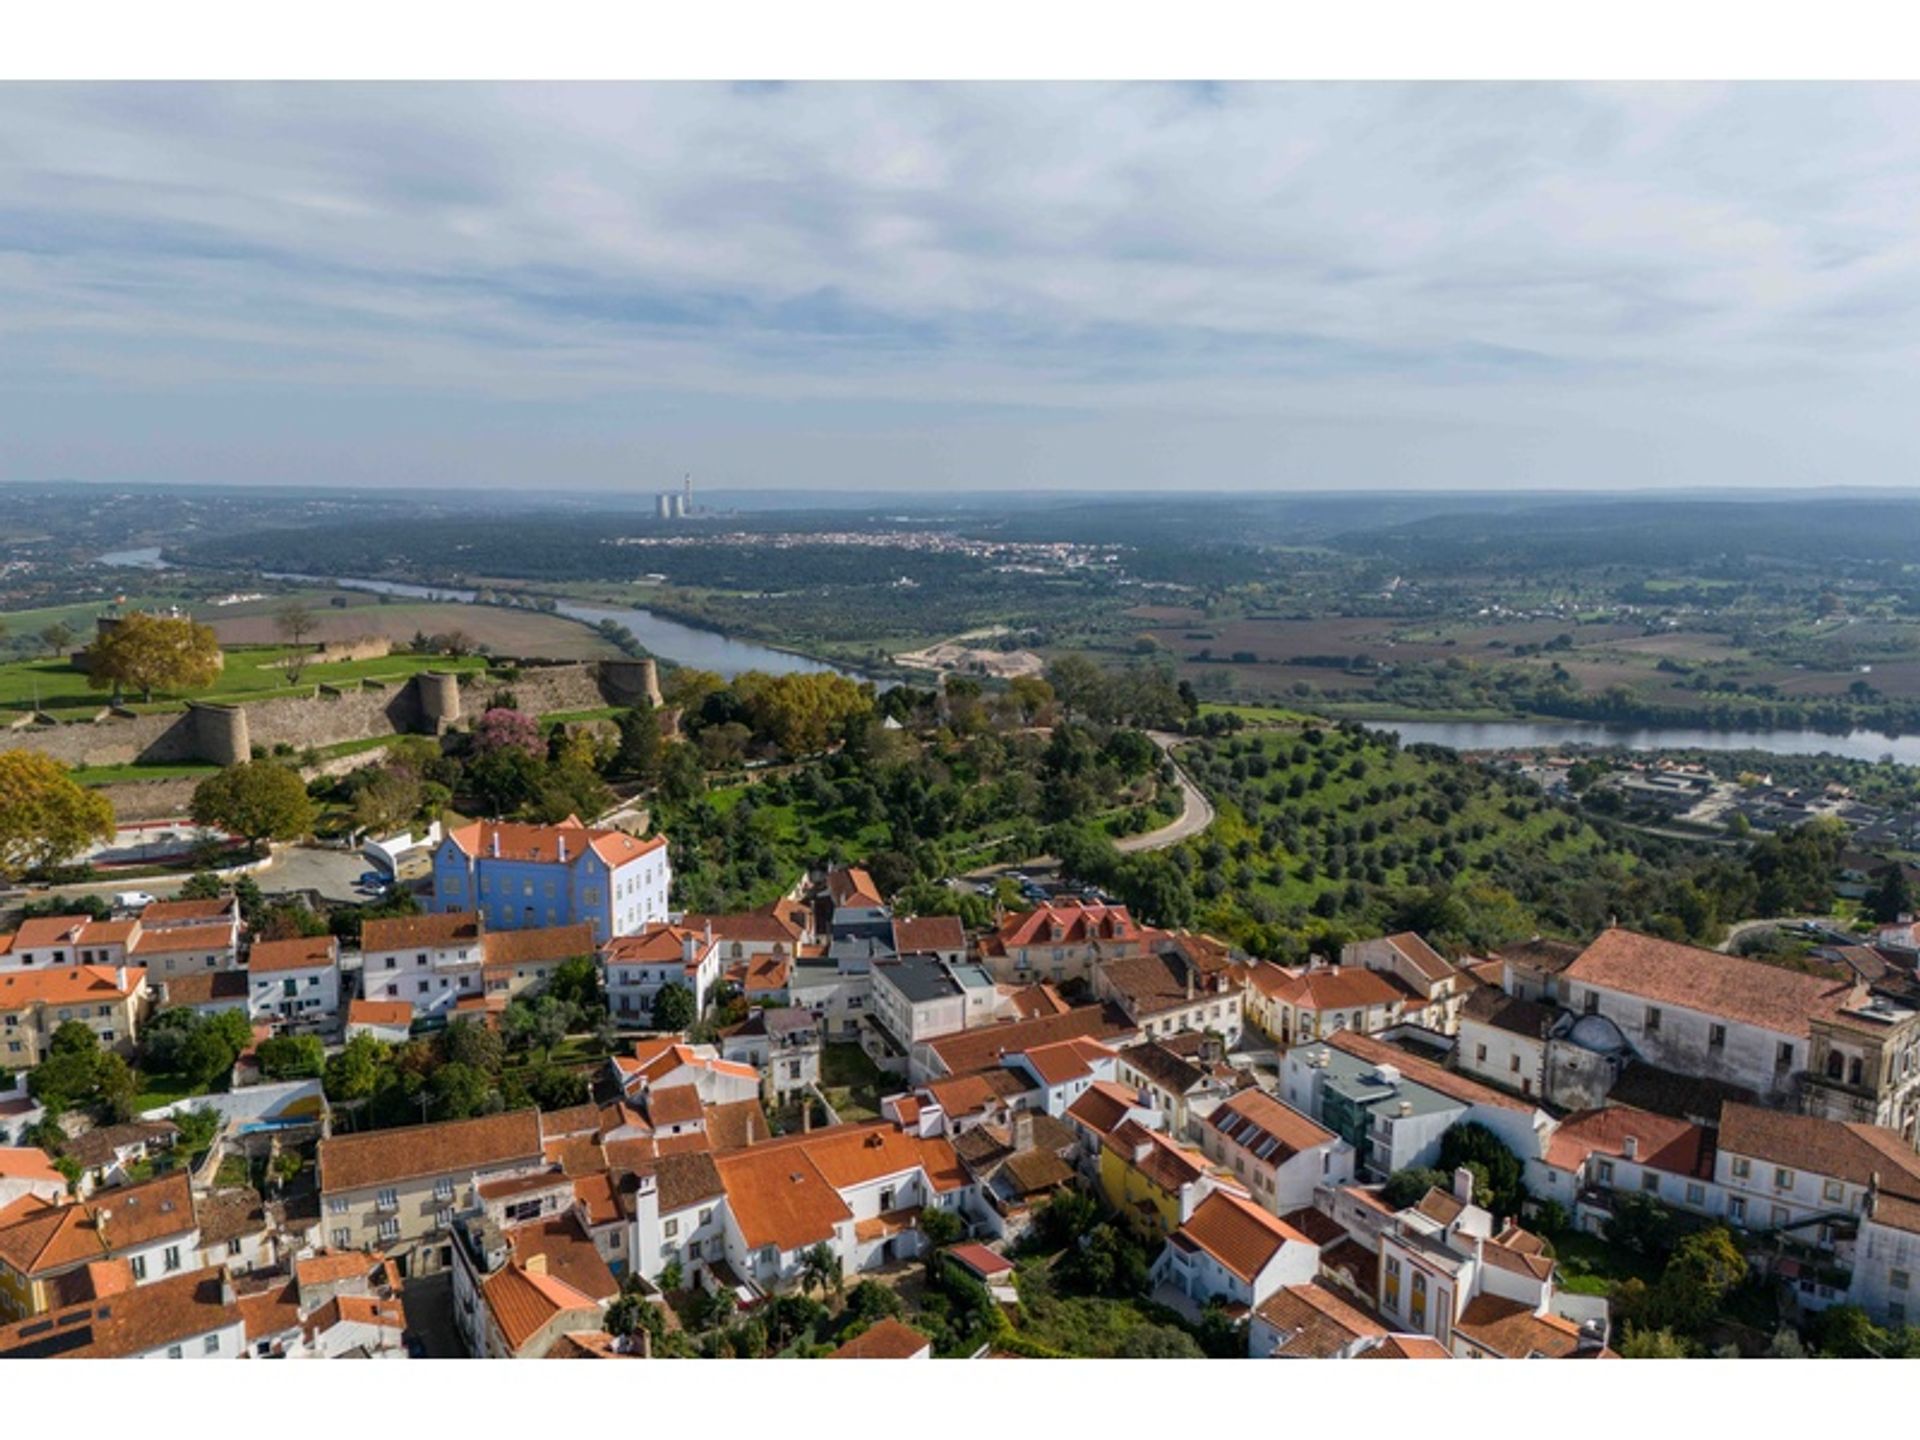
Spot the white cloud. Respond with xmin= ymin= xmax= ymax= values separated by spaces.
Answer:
xmin=3 ymin=81 xmax=1920 ymax=489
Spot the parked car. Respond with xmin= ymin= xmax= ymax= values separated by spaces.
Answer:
xmin=356 ymin=869 xmax=391 ymax=888
xmin=113 ymin=890 xmax=158 ymax=910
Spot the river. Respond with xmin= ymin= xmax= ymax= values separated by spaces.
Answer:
xmin=255 ymin=572 xmax=856 ymax=680
xmin=1363 ymin=718 xmax=1920 ymax=765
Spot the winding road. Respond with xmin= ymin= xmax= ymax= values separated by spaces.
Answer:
xmin=963 ymin=730 xmax=1214 ymax=880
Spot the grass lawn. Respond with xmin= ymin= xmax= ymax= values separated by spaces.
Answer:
xmin=819 ymin=1042 xmax=883 ymax=1120
xmin=0 ymin=646 xmax=488 ymax=716
xmin=1008 ymin=1253 xmax=1192 ymax=1357
xmin=129 ymin=1070 xmax=220 ymax=1116
xmin=1546 ymin=1229 xmax=1662 ymax=1296
xmin=68 ymin=759 xmax=222 ymax=786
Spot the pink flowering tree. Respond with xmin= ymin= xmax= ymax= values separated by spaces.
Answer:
xmin=473 ymin=707 xmax=544 ymax=761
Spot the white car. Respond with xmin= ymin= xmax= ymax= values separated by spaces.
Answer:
xmin=113 ymin=890 xmax=158 ymax=910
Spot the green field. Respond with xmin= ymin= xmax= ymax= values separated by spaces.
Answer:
xmin=0 ymin=646 xmax=488 ymax=716
xmin=1172 ymin=718 xmax=1641 ymax=957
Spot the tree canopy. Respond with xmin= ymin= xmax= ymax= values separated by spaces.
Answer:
xmin=85 ymin=612 xmax=222 ymax=700
xmin=0 ymin=750 xmax=114 ymax=881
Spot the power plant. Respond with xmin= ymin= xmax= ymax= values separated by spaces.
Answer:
xmin=653 ymin=473 xmax=694 ymax=520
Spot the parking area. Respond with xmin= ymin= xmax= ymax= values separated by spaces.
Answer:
xmin=258 ymin=845 xmax=399 ymax=904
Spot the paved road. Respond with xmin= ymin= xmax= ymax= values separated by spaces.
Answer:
xmin=963 ymin=731 xmax=1215 ymax=880
xmin=1116 ymin=732 xmax=1215 ymax=854
xmin=17 ymin=844 xmax=379 ymax=909
xmin=1717 ymin=916 xmax=1864 ymax=953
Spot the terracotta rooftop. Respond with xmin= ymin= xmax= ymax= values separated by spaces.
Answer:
xmin=926 ymin=1005 xmax=1133 ymax=1077
xmin=1456 ymin=1294 xmax=1610 ymax=1358
xmin=509 ymin=1213 xmax=618 ymax=1303
xmin=483 ymin=923 xmax=597 ymax=973
xmin=318 ymin=1109 xmax=543 ymax=1195
xmin=1016 ymin=1037 xmax=1117 ymax=1087
xmin=0 ymin=1266 xmax=240 ymax=1359
xmin=1205 ymin=1087 xmax=1337 ymax=1163
xmin=447 ymin=816 xmax=665 ymax=869
xmin=129 ymin=922 xmax=239 ymax=956
xmin=1173 ymin=1189 xmax=1311 ymax=1283
xmin=138 ymin=896 xmax=240 ymax=927
xmin=892 ymin=914 xmax=966 ymax=955
xmin=827 ymin=866 xmax=886 ymax=910
xmin=1375 ymin=931 xmax=1458 ymax=984
xmin=1544 ymin=1105 xmax=1714 ymax=1180
xmin=994 ymin=900 xmax=1136 ymax=948
xmin=829 ymin=1317 xmax=931 ymax=1358
xmin=1255 ymin=963 xmax=1404 ymax=1012
xmin=1459 ymin=985 xmax=1556 ymax=1038
xmin=0 ymin=965 xmax=141 ymax=1011
xmin=1718 ymin=1102 xmax=1920 ymax=1197
xmin=361 ymin=910 xmax=484 ymax=953
xmin=679 ymin=910 xmax=804 ymax=945
xmin=1565 ymin=927 xmax=1861 ymax=1036
xmin=346 ymin=998 xmax=414 ymax=1029
xmin=0 ymin=1172 xmax=196 ymax=1278
xmin=1254 ymin=1283 xmax=1386 ymax=1357
xmin=246 ymin=935 xmax=338 ymax=974
xmin=1064 ymin=1079 xmax=1147 ymax=1140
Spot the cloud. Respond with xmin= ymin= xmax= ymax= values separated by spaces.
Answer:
xmin=3 ymin=81 xmax=1920 ymax=490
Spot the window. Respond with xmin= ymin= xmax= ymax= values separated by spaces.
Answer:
xmin=1596 ymin=1159 xmax=1614 ymax=1185
xmin=164 ymin=1245 xmax=181 ymax=1272
xmin=664 ymin=1218 xmax=679 ymax=1239
xmin=377 ymin=1188 xmax=398 ymax=1211
xmin=1510 ymin=1054 xmax=1522 ymax=1074
xmin=204 ymin=1334 xmax=220 ymax=1354
xmin=1771 ymin=1205 xmax=1790 ymax=1227
xmin=1686 ymin=1183 xmax=1706 ymax=1206
xmin=699 ymin=1208 xmax=713 ymax=1226
xmin=434 ymin=1176 xmax=454 ymax=1202
xmin=1731 ymin=1157 xmax=1751 ymax=1180
xmin=1777 ymin=1042 xmax=1795 ymax=1073
xmin=228 ymin=1238 xmax=243 ymax=1256
xmin=378 ymin=1218 xmax=400 ymax=1242
xmin=1824 ymin=1179 xmax=1845 ymax=1204
xmin=1730 ymin=1197 xmax=1747 ymax=1224
xmin=167 ymin=1344 xmax=183 ymax=1359
xmin=1893 ymin=1269 xmax=1911 ymax=1292
xmin=1645 ymin=1005 xmax=1662 ymax=1033
xmin=1476 ymin=1044 xmax=1488 ymax=1063
xmin=1641 ymin=1172 xmax=1660 ymax=1194
xmin=130 ymin=1254 xmax=148 ymax=1281
xmin=333 ymin=1228 xmax=351 ymax=1248
xmin=1583 ymin=992 xmax=1599 ymax=1016
xmin=1774 ymin=1167 xmax=1794 ymax=1190
xmin=1709 ymin=1024 xmax=1726 ymax=1050
xmin=435 ymin=1208 xmax=453 ymax=1228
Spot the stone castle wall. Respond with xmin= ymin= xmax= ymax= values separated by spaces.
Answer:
xmin=3 ymin=661 xmax=619 ymax=771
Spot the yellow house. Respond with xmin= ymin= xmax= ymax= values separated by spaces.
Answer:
xmin=1098 ymin=1121 xmax=1216 ymax=1240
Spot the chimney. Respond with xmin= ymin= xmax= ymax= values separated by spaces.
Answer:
xmin=524 ymin=1252 xmax=548 ymax=1277
xmin=1452 ymin=1166 xmax=1475 ymax=1204
xmin=1185 ymin=966 xmax=1195 ymax=1002
xmin=490 ymin=830 xmax=501 ymax=859
xmin=557 ymin=834 xmax=568 ymax=863
xmin=1623 ymin=1135 xmax=1639 ymax=1161
xmin=1012 ymin=1111 xmax=1035 ymax=1153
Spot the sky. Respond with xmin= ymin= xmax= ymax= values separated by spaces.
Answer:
xmin=5 ymin=81 xmax=1920 ymax=494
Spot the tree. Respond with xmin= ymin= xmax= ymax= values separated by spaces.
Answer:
xmin=0 ymin=750 xmax=115 ymax=881
xmin=650 ymin=981 xmax=696 ymax=1033
xmin=1870 ymin=863 xmax=1914 ymax=925
xmin=351 ymin=764 xmax=423 ymax=836
xmin=799 ymin=1241 xmax=841 ymax=1300
xmin=1618 ymin=1326 xmax=1692 ymax=1358
xmin=473 ymin=707 xmax=544 ymax=761
xmin=40 ymin=621 xmax=76 ymax=656
xmin=658 ymin=742 xmax=707 ymax=806
xmin=1117 ymin=1324 xmax=1205 ymax=1358
xmin=843 ymin=1279 xmax=904 ymax=1325
xmin=28 ymin=1030 xmax=103 ymax=1108
xmin=173 ymin=1107 xmax=221 ymax=1158
xmin=429 ymin=1061 xmax=495 ymax=1119
xmin=324 ymin=1033 xmax=389 ymax=1103
xmin=86 ymin=611 xmax=221 ymax=701
xmin=256 ymin=1034 xmax=325 ymax=1080
xmin=442 ymin=1018 xmax=506 ymax=1075
xmin=1646 ymin=1226 xmax=1747 ymax=1332
xmin=191 ymin=761 xmax=314 ymax=853
xmin=1381 ymin=1167 xmax=1449 ymax=1210
xmin=919 ymin=1206 xmax=964 ymax=1250
xmin=274 ymin=600 xmax=320 ymax=683
xmin=1437 ymin=1122 xmax=1526 ymax=1219
xmin=269 ymin=1151 xmax=303 ymax=1192
xmin=615 ymin=705 xmax=664 ymax=783
xmin=1604 ymin=1190 xmax=1677 ymax=1256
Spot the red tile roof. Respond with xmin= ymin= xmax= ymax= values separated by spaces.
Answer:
xmin=1204 ymin=1088 xmax=1337 ymax=1163
xmin=247 ymin=935 xmax=338 ymax=974
xmin=925 ymin=1004 xmax=1133 ymax=1076
xmin=1257 ymin=964 xmax=1405 ymax=1012
xmin=1565 ymin=927 xmax=1860 ymax=1036
xmin=1323 ymin=1030 xmax=1533 ymax=1112
xmin=361 ymin=910 xmax=483 ymax=953
xmin=1544 ymin=1105 xmax=1713 ymax=1179
xmin=829 ymin=1317 xmax=931 ymax=1358
xmin=317 ymin=1110 xmax=542 ymax=1194
xmin=347 ymin=999 xmax=414 ymax=1029
xmin=994 ymin=900 xmax=1136 ymax=948
xmin=448 ymin=817 xmax=665 ymax=868
xmin=129 ymin=922 xmax=239 ymax=956
xmin=827 ymin=866 xmax=886 ymax=909
xmin=1175 ymin=1190 xmax=1311 ymax=1282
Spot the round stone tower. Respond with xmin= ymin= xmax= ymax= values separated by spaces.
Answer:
xmin=416 ymin=670 xmax=463 ymax=734
xmin=601 ymin=657 xmax=662 ymax=709
xmin=189 ymin=702 xmax=251 ymax=767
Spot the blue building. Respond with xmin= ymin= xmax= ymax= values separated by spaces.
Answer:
xmin=433 ymin=816 xmax=670 ymax=943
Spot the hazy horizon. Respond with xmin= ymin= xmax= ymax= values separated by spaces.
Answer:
xmin=7 ymin=82 xmax=1920 ymax=494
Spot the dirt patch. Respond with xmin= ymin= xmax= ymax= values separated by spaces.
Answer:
xmin=209 ymin=602 xmax=619 ymax=660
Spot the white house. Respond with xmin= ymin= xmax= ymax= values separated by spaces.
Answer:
xmin=359 ymin=911 xmax=486 ymax=1018
xmin=601 ymin=925 xmax=724 ymax=1024
xmin=1199 ymin=1087 xmax=1356 ymax=1215
xmin=1153 ymin=1189 xmax=1322 ymax=1311
xmin=247 ymin=935 xmax=340 ymax=1028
